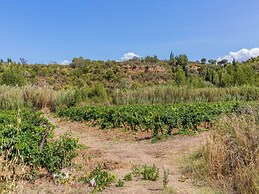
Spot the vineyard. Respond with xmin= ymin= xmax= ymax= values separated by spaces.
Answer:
xmin=1 ymin=101 xmax=257 ymax=193
xmin=1 ymin=1 xmax=259 ymax=192
xmin=57 ymin=101 xmax=243 ymax=136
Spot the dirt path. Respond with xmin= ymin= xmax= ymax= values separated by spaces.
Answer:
xmin=29 ymin=110 xmax=212 ymax=194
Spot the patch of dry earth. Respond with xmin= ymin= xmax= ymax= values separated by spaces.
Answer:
xmin=21 ymin=110 xmax=212 ymax=194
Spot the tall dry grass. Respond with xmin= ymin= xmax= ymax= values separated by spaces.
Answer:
xmin=0 ymin=85 xmax=55 ymax=110
xmin=0 ymin=85 xmax=107 ymax=111
xmin=112 ymin=86 xmax=259 ymax=105
xmin=188 ymin=109 xmax=259 ymax=194
xmin=1 ymin=85 xmax=258 ymax=110
xmin=0 ymin=85 xmax=87 ymax=110
xmin=22 ymin=86 xmax=55 ymax=109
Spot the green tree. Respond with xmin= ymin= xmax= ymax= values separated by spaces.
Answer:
xmin=211 ymin=71 xmax=219 ymax=85
xmin=204 ymin=68 xmax=211 ymax=82
xmin=218 ymin=59 xmax=228 ymax=66
xmin=19 ymin=58 xmax=28 ymax=65
xmin=70 ymin=57 xmax=85 ymax=68
xmin=170 ymin=51 xmax=174 ymax=61
xmin=234 ymin=66 xmax=246 ymax=85
xmin=218 ymin=68 xmax=232 ymax=87
xmin=201 ymin=58 xmax=206 ymax=64
xmin=145 ymin=55 xmax=159 ymax=63
xmin=7 ymin=58 xmax=12 ymax=63
xmin=208 ymin=59 xmax=216 ymax=65
xmin=232 ymin=59 xmax=237 ymax=67
xmin=88 ymin=82 xmax=108 ymax=103
xmin=1 ymin=65 xmax=27 ymax=86
xmin=175 ymin=54 xmax=188 ymax=75
xmin=175 ymin=66 xmax=186 ymax=86
xmin=176 ymin=54 xmax=188 ymax=67
xmin=169 ymin=52 xmax=177 ymax=69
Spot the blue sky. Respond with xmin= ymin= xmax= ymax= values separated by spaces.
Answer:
xmin=1 ymin=0 xmax=259 ymax=64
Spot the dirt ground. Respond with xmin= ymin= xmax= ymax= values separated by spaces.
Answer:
xmin=19 ymin=110 xmax=216 ymax=194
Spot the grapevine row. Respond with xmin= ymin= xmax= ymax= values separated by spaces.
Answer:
xmin=57 ymin=102 xmax=240 ymax=136
xmin=0 ymin=109 xmax=80 ymax=173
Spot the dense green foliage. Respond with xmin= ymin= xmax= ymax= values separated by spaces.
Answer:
xmin=0 ymin=54 xmax=258 ymax=192
xmin=0 ymin=109 xmax=80 ymax=173
xmin=0 ymin=56 xmax=258 ymax=92
xmin=1 ymin=65 xmax=27 ymax=86
xmin=0 ymin=55 xmax=258 ymax=108
xmin=57 ymin=101 xmax=241 ymax=136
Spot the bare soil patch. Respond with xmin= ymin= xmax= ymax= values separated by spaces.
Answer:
xmin=19 ymin=109 xmax=214 ymax=194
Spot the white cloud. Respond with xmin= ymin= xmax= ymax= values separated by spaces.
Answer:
xmin=218 ymin=48 xmax=259 ymax=62
xmin=121 ymin=52 xmax=141 ymax=61
xmin=60 ymin=60 xmax=71 ymax=65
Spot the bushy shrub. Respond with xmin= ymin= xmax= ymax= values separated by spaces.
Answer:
xmin=124 ymin=173 xmax=133 ymax=181
xmin=88 ymin=82 xmax=108 ymax=103
xmin=1 ymin=65 xmax=27 ymax=86
xmin=143 ymin=164 xmax=160 ymax=181
xmin=131 ymin=164 xmax=159 ymax=181
xmin=0 ymin=110 xmax=80 ymax=173
xmin=81 ymin=166 xmax=115 ymax=192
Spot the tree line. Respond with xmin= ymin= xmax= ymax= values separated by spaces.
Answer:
xmin=0 ymin=53 xmax=258 ymax=89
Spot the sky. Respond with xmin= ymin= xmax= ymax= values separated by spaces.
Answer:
xmin=1 ymin=0 xmax=259 ymax=64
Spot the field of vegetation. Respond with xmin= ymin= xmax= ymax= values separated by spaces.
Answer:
xmin=0 ymin=55 xmax=258 ymax=193
xmin=57 ymin=101 xmax=242 ymax=137
xmin=112 ymin=85 xmax=259 ymax=105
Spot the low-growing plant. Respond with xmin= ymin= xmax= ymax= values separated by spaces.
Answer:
xmin=124 ymin=173 xmax=133 ymax=181
xmin=27 ymin=169 xmax=38 ymax=183
xmin=116 ymin=179 xmax=125 ymax=187
xmin=40 ymin=133 xmax=80 ymax=173
xmin=131 ymin=165 xmax=143 ymax=177
xmin=131 ymin=164 xmax=160 ymax=181
xmin=162 ymin=186 xmax=178 ymax=194
xmin=83 ymin=166 xmax=115 ymax=192
xmin=143 ymin=164 xmax=160 ymax=181
xmin=163 ymin=168 xmax=169 ymax=188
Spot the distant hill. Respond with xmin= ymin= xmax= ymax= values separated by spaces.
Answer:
xmin=0 ymin=56 xmax=258 ymax=89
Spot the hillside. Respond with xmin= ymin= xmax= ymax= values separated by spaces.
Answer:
xmin=0 ymin=56 xmax=258 ymax=91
